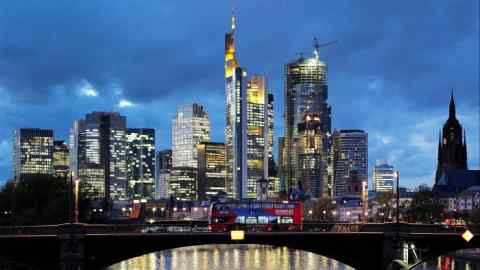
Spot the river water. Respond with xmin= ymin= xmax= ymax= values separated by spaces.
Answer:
xmin=106 ymin=244 xmax=480 ymax=270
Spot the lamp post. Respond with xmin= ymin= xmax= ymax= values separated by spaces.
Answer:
xmin=396 ymin=170 xmax=400 ymax=224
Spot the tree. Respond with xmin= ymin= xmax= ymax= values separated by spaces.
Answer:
xmin=311 ymin=198 xmax=336 ymax=221
xmin=405 ymin=189 xmax=444 ymax=223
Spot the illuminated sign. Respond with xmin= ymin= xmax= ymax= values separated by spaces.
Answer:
xmin=231 ymin=230 xmax=245 ymax=241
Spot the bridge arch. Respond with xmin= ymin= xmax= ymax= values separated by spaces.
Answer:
xmin=83 ymin=232 xmax=385 ymax=270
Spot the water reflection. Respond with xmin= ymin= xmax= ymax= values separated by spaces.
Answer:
xmin=107 ymin=244 xmax=355 ymax=270
xmin=107 ymin=245 xmax=480 ymax=270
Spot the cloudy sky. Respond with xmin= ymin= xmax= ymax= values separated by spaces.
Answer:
xmin=0 ymin=1 xmax=478 ymax=188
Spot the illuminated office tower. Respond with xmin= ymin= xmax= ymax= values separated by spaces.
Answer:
xmin=53 ymin=140 xmax=69 ymax=179
xmin=126 ymin=128 xmax=155 ymax=200
xmin=297 ymin=113 xmax=328 ymax=198
xmin=278 ymin=136 xmax=286 ymax=192
xmin=267 ymin=94 xmax=280 ymax=197
xmin=197 ymin=142 xmax=227 ymax=200
xmin=332 ymin=129 xmax=368 ymax=198
xmin=155 ymin=150 xmax=172 ymax=199
xmin=284 ymin=40 xmax=332 ymax=195
xmin=172 ymin=104 xmax=210 ymax=168
xmin=69 ymin=112 xmax=128 ymax=200
xmin=224 ymin=10 xmax=244 ymax=198
xmin=372 ymin=160 xmax=395 ymax=193
xmin=243 ymin=75 xmax=269 ymax=199
xmin=13 ymin=128 xmax=54 ymax=181
xmin=168 ymin=167 xmax=197 ymax=201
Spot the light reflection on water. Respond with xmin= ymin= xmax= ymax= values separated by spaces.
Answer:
xmin=107 ymin=244 xmax=355 ymax=270
xmin=107 ymin=245 xmax=480 ymax=270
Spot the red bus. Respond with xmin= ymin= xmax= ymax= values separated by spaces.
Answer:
xmin=208 ymin=200 xmax=303 ymax=232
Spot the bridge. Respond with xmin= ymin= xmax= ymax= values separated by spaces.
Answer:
xmin=0 ymin=222 xmax=478 ymax=270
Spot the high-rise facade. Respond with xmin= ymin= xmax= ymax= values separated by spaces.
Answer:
xmin=224 ymin=13 xmax=269 ymax=199
xmin=172 ymin=104 xmax=210 ymax=168
xmin=196 ymin=142 xmax=227 ymax=200
xmin=297 ymin=113 xmax=328 ymax=198
xmin=283 ymin=41 xmax=332 ymax=198
xmin=267 ymin=94 xmax=280 ymax=197
xmin=278 ymin=136 xmax=286 ymax=192
xmin=13 ymin=128 xmax=54 ymax=181
xmin=372 ymin=160 xmax=395 ymax=193
xmin=69 ymin=112 xmax=128 ymax=200
xmin=53 ymin=140 xmax=70 ymax=179
xmin=435 ymin=92 xmax=468 ymax=183
xmin=244 ymin=75 xmax=269 ymax=198
xmin=155 ymin=150 xmax=172 ymax=199
xmin=332 ymin=129 xmax=368 ymax=198
xmin=126 ymin=128 xmax=155 ymax=200
xmin=168 ymin=167 xmax=197 ymax=201
xmin=224 ymin=12 xmax=244 ymax=199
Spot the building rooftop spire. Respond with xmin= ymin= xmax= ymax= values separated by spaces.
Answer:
xmin=231 ymin=0 xmax=236 ymax=31
xmin=449 ymin=89 xmax=456 ymax=119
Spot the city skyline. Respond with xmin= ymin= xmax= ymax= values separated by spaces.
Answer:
xmin=0 ymin=1 xmax=478 ymax=188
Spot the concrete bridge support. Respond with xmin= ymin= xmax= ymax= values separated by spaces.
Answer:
xmin=58 ymin=224 xmax=85 ymax=270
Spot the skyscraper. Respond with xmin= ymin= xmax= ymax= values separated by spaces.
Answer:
xmin=244 ymin=75 xmax=269 ymax=198
xmin=196 ymin=142 xmax=227 ymax=200
xmin=278 ymin=136 xmax=286 ymax=193
xmin=283 ymin=40 xmax=332 ymax=197
xmin=69 ymin=112 xmax=128 ymax=200
xmin=224 ymin=10 xmax=245 ymax=199
xmin=13 ymin=128 xmax=54 ymax=181
xmin=155 ymin=150 xmax=172 ymax=199
xmin=267 ymin=94 xmax=280 ymax=197
xmin=53 ymin=140 xmax=69 ymax=180
xmin=172 ymin=104 xmax=210 ymax=168
xmin=372 ymin=160 xmax=395 ymax=193
xmin=297 ymin=113 xmax=328 ymax=198
xmin=126 ymin=128 xmax=155 ymax=200
xmin=223 ymin=11 xmax=269 ymax=199
xmin=435 ymin=92 xmax=468 ymax=183
xmin=332 ymin=129 xmax=368 ymax=198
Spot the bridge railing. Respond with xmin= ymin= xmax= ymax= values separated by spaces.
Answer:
xmin=0 ymin=224 xmax=61 ymax=236
xmin=0 ymin=222 xmax=476 ymax=235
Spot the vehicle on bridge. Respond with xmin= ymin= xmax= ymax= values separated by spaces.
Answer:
xmin=208 ymin=200 xmax=303 ymax=232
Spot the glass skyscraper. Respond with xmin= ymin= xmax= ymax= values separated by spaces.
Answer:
xmin=155 ymin=150 xmax=172 ymax=199
xmin=224 ymin=13 xmax=269 ymax=199
xmin=69 ymin=112 xmax=128 ymax=200
xmin=283 ymin=41 xmax=332 ymax=198
xmin=332 ymin=129 xmax=368 ymax=198
xmin=53 ymin=140 xmax=70 ymax=180
xmin=126 ymin=128 xmax=156 ymax=200
xmin=13 ymin=128 xmax=54 ymax=181
xmin=196 ymin=142 xmax=227 ymax=200
xmin=172 ymin=104 xmax=210 ymax=168
xmin=372 ymin=160 xmax=395 ymax=193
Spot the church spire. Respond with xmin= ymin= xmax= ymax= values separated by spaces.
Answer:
xmin=449 ymin=89 xmax=456 ymax=119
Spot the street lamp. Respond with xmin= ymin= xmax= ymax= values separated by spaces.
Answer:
xmin=308 ymin=209 xmax=313 ymax=221
xmin=395 ymin=170 xmax=400 ymax=224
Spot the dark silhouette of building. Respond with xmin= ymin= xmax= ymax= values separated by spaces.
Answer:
xmin=433 ymin=92 xmax=479 ymax=196
xmin=435 ymin=92 xmax=468 ymax=184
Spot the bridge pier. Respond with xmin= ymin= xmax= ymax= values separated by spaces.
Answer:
xmin=58 ymin=224 xmax=86 ymax=270
xmin=383 ymin=233 xmax=410 ymax=270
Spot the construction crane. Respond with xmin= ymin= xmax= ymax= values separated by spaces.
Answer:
xmin=313 ymin=38 xmax=338 ymax=59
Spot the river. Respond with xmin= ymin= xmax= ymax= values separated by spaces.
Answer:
xmin=106 ymin=245 xmax=480 ymax=270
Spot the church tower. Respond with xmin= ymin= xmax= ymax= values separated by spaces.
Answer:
xmin=435 ymin=91 xmax=468 ymax=183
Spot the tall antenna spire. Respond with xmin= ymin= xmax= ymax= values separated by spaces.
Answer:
xmin=231 ymin=0 xmax=236 ymax=31
xmin=313 ymin=38 xmax=320 ymax=60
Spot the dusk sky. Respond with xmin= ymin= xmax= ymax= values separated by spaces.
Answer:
xmin=0 ymin=1 xmax=478 ymax=188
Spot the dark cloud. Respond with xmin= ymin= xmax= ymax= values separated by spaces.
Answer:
xmin=0 ymin=0 xmax=477 ymax=186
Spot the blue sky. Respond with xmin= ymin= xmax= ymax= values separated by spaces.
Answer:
xmin=0 ymin=1 xmax=478 ymax=188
